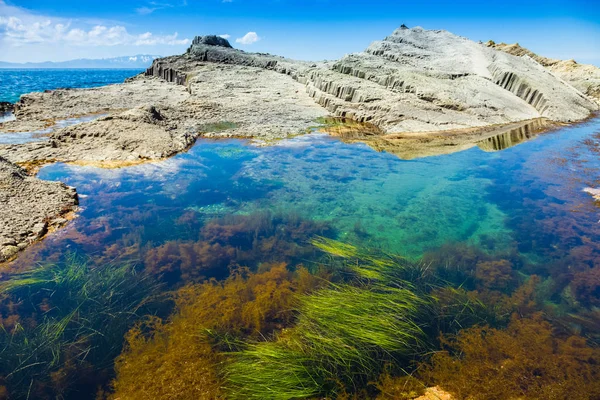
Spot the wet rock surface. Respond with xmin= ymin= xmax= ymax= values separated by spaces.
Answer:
xmin=0 ymin=156 xmax=78 ymax=263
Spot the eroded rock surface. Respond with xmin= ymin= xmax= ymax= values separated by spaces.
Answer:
xmin=0 ymin=157 xmax=78 ymax=262
xmin=487 ymin=40 xmax=600 ymax=105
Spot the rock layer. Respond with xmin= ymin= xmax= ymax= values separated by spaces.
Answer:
xmin=0 ymin=157 xmax=78 ymax=263
xmin=486 ymin=41 xmax=600 ymax=105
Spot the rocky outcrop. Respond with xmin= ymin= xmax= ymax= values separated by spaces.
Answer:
xmin=0 ymin=156 xmax=78 ymax=262
xmin=487 ymin=41 xmax=600 ymax=105
xmin=310 ymin=27 xmax=597 ymax=130
xmin=3 ymin=26 xmax=599 ymax=158
xmin=139 ymin=26 xmax=598 ymax=135
xmin=191 ymin=35 xmax=233 ymax=48
xmin=144 ymin=35 xmax=305 ymax=85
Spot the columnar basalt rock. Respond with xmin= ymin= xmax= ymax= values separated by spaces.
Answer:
xmin=487 ymin=41 xmax=600 ymax=106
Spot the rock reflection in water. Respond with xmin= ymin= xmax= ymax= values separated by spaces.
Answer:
xmin=321 ymin=117 xmax=552 ymax=159
xmin=477 ymin=118 xmax=549 ymax=151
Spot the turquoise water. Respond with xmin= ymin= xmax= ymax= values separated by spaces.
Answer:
xmin=0 ymin=69 xmax=142 ymax=103
xmin=14 ymin=117 xmax=599 ymax=278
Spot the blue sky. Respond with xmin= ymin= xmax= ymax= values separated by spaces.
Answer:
xmin=1 ymin=0 xmax=599 ymax=65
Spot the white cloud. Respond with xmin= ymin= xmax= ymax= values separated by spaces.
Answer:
xmin=219 ymin=34 xmax=231 ymax=39
xmin=235 ymin=32 xmax=260 ymax=45
xmin=0 ymin=2 xmax=190 ymax=48
xmin=136 ymin=7 xmax=158 ymax=15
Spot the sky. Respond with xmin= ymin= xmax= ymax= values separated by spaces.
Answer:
xmin=0 ymin=0 xmax=599 ymax=66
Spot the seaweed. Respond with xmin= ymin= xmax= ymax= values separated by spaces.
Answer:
xmin=110 ymin=263 xmax=324 ymax=400
xmin=0 ymin=256 xmax=165 ymax=399
xmin=421 ymin=314 xmax=600 ymax=400
xmin=144 ymin=211 xmax=332 ymax=283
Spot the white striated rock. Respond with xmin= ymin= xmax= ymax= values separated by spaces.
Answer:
xmin=308 ymin=26 xmax=598 ymax=132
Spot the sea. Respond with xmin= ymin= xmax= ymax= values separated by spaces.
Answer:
xmin=0 ymin=68 xmax=143 ymax=103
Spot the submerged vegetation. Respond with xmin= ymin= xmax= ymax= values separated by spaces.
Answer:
xmin=110 ymin=263 xmax=325 ymax=399
xmin=111 ymin=238 xmax=600 ymax=400
xmin=144 ymin=211 xmax=332 ymax=282
xmin=0 ymin=257 xmax=165 ymax=399
xmin=2 ymin=234 xmax=600 ymax=399
xmin=422 ymin=314 xmax=600 ymax=400
xmin=5 ymin=121 xmax=600 ymax=398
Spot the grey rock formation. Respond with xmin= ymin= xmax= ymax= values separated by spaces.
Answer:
xmin=306 ymin=27 xmax=597 ymax=131
xmin=191 ymin=35 xmax=233 ymax=48
xmin=0 ymin=156 xmax=78 ymax=262
xmin=487 ymin=41 xmax=600 ymax=105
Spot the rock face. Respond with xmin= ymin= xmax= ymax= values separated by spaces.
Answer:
xmin=191 ymin=35 xmax=233 ymax=48
xmin=487 ymin=41 xmax=600 ymax=105
xmin=0 ymin=156 xmax=78 ymax=262
xmin=303 ymin=27 xmax=596 ymax=131
xmin=145 ymin=27 xmax=598 ymax=135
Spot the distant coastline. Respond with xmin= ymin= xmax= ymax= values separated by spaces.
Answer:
xmin=0 ymin=54 xmax=160 ymax=70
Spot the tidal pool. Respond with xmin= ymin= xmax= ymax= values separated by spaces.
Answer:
xmin=13 ymin=117 xmax=596 ymax=268
xmin=3 ymin=116 xmax=600 ymax=399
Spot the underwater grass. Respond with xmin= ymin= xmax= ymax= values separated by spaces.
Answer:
xmin=223 ymin=241 xmax=431 ymax=400
xmin=223 ymin=238 xmax=504 ymax=399
xmin=224 ymin=283 xmax=428 ymax=399
xmin=0 ymin=255 xmax=165 ymax=399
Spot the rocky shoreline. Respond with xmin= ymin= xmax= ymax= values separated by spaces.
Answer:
xmin=0 ymin=157 xmax=78 ymax=263
xmin=1 ymin=26 xmax=599 ymax=261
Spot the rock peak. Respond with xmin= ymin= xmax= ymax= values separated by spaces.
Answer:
xmin=191 ymin=35 xmax=232 ymax=48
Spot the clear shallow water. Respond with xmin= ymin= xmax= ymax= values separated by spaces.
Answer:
xmin=0 ymin=69 xmax=142 ymax=103
xmin=12 ymin=116 xmax=599 ymax=274
xmin=0 ymin=114 xmax=104 ymax=144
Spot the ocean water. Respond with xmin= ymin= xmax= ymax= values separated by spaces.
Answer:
xmin=0 ymin=69 xmax=143 ymax=103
